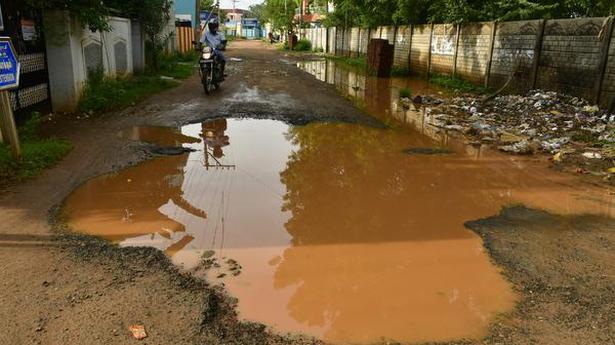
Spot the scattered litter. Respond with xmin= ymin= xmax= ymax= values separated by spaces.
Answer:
xmin=159 ymin=76 xmax=175 ymax=80
xmin=582 ymin=152 xmax=603 ymax=159
xmin=498 ymin=140 xmax=534 ymax=154
xmin=553 ymin=152 xmax=563 ymax=162
xmin=230 ymin=57 xmax=243 ymax=62
xmin=444 ymin=124 xmax=464 ymax=131
xmin=422 ymin=89 xmax=615 ymax=163
xmin=609 ymin=167 xmax=615 ymax=173
xmin=129 ymin=325 xmax=147 ymax=340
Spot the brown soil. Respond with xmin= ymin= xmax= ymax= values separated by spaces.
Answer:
xmin=0 ymin=40 xmax=613 ymax=345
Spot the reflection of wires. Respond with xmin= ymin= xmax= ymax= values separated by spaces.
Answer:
xmin=236 ymin=167 xmax=284 ymax=198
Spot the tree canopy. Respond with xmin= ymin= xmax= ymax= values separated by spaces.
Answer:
xmin=260 ymin=0 xmax=615 ymax=29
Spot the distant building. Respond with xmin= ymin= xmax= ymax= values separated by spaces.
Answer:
xmin=241 ymin=18 xmax=263 ymax=39
xmin=174 ymin=0 xmax=198 ymax=29
xmin=221 ymin=9 xmax=263 ymax=39
xmin=295 ymin=0 xmax=334 ymax=27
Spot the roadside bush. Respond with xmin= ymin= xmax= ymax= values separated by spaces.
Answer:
xmin=430 ymin=73 xmax=489 ymax=94
xmin=391 ymin=66 xmax=410 ymax=77
xmin=294 ymin=39 xmax=312 ymax=52
xmin=78 ymin=52 xmax=196 ymax=115
xmin=326 ymin=55 xmax=367 ymax=70
xmin=78 ymin=74 xmax=178 ymax=114
xmin=399 ymin=88 xmax=412 ymax=99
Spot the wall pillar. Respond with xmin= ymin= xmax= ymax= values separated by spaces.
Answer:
xmin=43 ymin=10 xmax=79 ymax=112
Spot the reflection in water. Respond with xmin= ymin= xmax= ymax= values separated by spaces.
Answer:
xmin=298 ymin=59 xmax=458 ymax=148
xmin=64 ymin=117 xmax=614 ymax=344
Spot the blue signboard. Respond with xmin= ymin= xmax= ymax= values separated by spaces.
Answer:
xmin=0 ymin=37 xmax=19 ymax=91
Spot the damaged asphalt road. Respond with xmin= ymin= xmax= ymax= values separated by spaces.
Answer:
xmin=1 ymin=40 xmax=613 ymax=345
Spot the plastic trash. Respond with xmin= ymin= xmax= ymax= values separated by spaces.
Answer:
xmin=129 ymin=325 xmax=147 ymax=340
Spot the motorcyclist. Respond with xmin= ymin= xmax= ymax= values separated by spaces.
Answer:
xmin=200 ymin=20 xmax=226 ymax=79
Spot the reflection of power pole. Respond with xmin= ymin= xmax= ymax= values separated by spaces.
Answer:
xmin=203 ymin=146 xmax=236 ymax=170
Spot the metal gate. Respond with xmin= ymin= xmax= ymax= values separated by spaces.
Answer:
xmin=0 ymin=0 xmax=51 ymax=123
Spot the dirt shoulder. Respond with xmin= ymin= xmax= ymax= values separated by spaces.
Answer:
xmin=0 ymin=40 xmax=613 ymax=345
xmin=462 ymin=207 xmax=615 ymax=345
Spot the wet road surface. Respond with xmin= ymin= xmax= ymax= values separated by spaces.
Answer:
xmin=62 ymin=65 xmax=614 ymax=345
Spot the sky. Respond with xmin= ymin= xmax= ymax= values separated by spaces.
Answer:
xmin=219 ymin=0 xmax=263 ymax=10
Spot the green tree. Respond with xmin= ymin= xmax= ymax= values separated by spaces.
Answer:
xmin=246 ymin=3 xmax=266 ymax=22
xmin=262 ymin=0 xmax=298 ymax=32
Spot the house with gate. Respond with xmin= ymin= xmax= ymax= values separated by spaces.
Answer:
xmin=0 ymin=1 xmax=150 ymax=114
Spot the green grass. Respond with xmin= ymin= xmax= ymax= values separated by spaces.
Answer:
xmin=399 ymin=88 xmax=412 ymax=99
xmin=294 ymin=39 xmax=312 ymax=52
xmin=78 ymin=52 xmax=197 ymax=115
xmin=78 ymin=75 xmax=180 ymax=114
xmin=429 ymin=73 xmax=489 ymax=94
xmin=391 ymin=66 xmax=410 ymax=77
xmin=157 ymin=51 xmax=198 ymax=79
xmin=325 ymin=55 xmax=367 ymax=70
xmin=0 ymin=114 xmax=72 ymax=185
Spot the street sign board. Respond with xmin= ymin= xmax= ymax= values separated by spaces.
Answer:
xmin=0 ymin=37 xmax=19 ymax=91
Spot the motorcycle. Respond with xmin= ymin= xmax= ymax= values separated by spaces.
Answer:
xmin=199 ymin=46 xmax=223 ymax=95
xmin=199 ymin=45 xmax=224 ymax=94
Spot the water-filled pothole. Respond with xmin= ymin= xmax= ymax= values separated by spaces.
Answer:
xmin=63 ymin=118 xmax=613 ymax=344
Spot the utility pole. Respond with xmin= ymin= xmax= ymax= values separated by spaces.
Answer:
xmin=195 ymin=0 xmax=201 ymax=42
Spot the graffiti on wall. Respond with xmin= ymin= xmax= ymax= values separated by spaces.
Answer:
xmin=431 ymin=36 xmax=455 ymax=56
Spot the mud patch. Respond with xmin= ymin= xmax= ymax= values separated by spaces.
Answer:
xmin=465 ymin=206 xmax=615 ymax=345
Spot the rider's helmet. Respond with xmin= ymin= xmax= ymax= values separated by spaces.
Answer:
xmin=208 ymin=20 xmax=219 ymax=34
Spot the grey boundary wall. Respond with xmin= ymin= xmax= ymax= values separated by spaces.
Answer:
xmin=301 ymin=17 xmax=615 ymax=108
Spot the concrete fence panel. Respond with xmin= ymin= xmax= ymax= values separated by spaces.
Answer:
xmin=371 ymin=28 xmax=380 ymax=41
xmin=430 ymin=24 xmax=457 ymax=76
xmin=489 ymin=20 xmax=541 ymax=92
xmin=393 ymin=26 xmax=411 ymax=69
xmin=350 ymin=27 xmax=361 ymax=57
xmin=381 ymin=26 xmax=396 ymax=44
xmin=600 ymin=22 xmax=615 ymax=107
xmin=536 ymin=18 xmax=605 ymax=101
xmin=455 ymin=22 xmax=494 ymax=84
xmin=359 ymin=28 xmax=370 ymax=55
xmin=410 ymin=24 xmax=432 ymax=75
xmin=344 ymin=28 xmax=352 ymax=56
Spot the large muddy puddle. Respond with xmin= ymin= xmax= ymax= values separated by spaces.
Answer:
xmin=62 ymin=62 xmax=615 ymax=344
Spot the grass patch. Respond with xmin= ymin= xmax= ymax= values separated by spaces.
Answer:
xmin=391 ymin=66 xmax=410 ymax=77
xmin=157 ymin=51 xmax=198 ymax=79
xmin=78 ymin=74 xmax=180 ymax=114
xmin=326 ymin=55 xmax=367 ymax=70
xmin=78 ymin=52 xmax=197 ymax=115
xmin=399 ymin=88 xmax=412 ymax=99
xmin=430 ymin=73 xmax=489 ymax=94
xmin=294 ymin=39 xmax=312 ymax=52
xmin=0 ymin=114 xmax=72 ymax=185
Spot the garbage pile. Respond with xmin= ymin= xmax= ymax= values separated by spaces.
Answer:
xmin=422 ymin=90 xmax=615 ymax=178
xmin=428 ymin=90 xmax=611 ymax=147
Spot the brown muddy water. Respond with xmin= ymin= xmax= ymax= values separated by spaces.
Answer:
xmin=62 ymin=62 xmax=615 ymax=344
